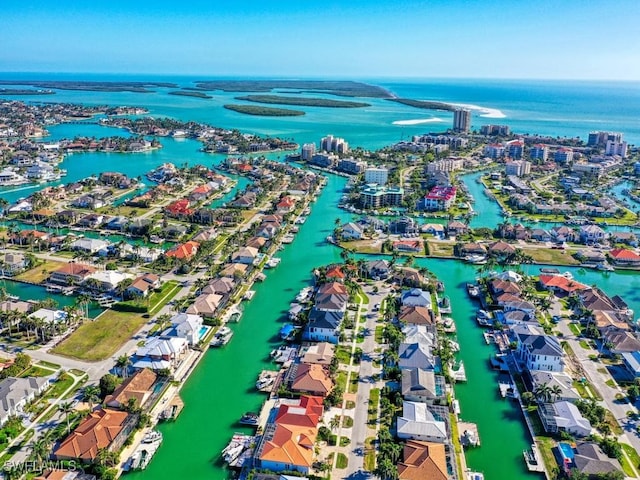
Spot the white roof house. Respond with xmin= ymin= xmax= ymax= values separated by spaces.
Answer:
xmin=169 ymin=313 xmax=204 ymax=345
xmin=70 ymin=237 xmax=111 ymax=253
xmin=400 ymin=288 xmax=432 ymax=308
xmin=398 ymin=342 xmax=437 ymax=371
xmin=402 ymin=324 xmax=436 ymax=348
xmin=85 ymin=270 xmax=132 ymax=291
xmin=396 ymin=401 xmax=447 ymax=443
xmin=28 ymin=308 xmax=67 ymax=324
xmin=542 ymin=401 xmax=592 ymax=437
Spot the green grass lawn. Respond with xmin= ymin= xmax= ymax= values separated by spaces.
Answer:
xmin=374 ymin=325 xmax=384 ymax=343
xmin=15 ymin=259 xmax=65 ymax=284
xmin=19 ymin=366 xmax=54 ymax=378
xmin=336 ymin=452 xmax=348 ymax=469
xmin=335 ymin=345 xmax=351 ymax=365
xmin=343 ymin=416 xmax=354 ymax=428
xmin=568 ymin=323 xmax=582 ymax=335
xmin=348 ymin=375 xmax=359 ymax=394
xmin=622 ymin=444 xmax=640 ymax=476
xmin=147 ymin=281 xmax=181 ymax=315
xmin=367 ymin=388 xmax=380 ymax=426
xmin=579 ymin=340 xmax=592 ymax=349
xmin=536 ymin=436 xmax=559 ymax=479
xmin=51 ymin=310 xmax=147 ymax=361
xmin=43 ymin=373 xmax=75 ymax=400
xmin=364 ymin=436 xmax=376 ymax=472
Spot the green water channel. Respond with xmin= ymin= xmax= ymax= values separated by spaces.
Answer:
xmin=128 ymin=172 xmax=547 ymax=480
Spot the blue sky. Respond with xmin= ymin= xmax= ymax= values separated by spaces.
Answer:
xmin=3 ymin=0 xmax=640 ymax=79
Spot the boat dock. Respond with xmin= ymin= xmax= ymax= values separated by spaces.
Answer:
xmin=256 ymin=370 xmax=280 ymax=393
xmin=451 ymin=361 xmax=466 ymax=382
xmin=159 ymin=395 xmax=184 ymax=421
xmin=222 ymin=433 xmax=255 ymax=468
xmin=523 ymin=443 xmax=545 ymax=472
xmin=459 ymin=421 xmax=480 ymax=447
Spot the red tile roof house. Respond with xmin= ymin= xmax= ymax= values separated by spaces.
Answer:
xmin=53 ymin=409 xmax=135 ymax=463
xmin=287 ymin=363 xmax=334 ymax=397
xmin=188 ymin=184 xmax=214 ymax=202
xmin=126 ymin=273 xmax=161 ymax=298
xmin=539 ymin=275 xmax=588 ymax=295
xmin=165 ymin=199 xmax=194 ymax=218
xmin=276 ymin=196 xmax=296 ymax=214
xmin=393 ymin=240 xmax=423 ymax=252
xmin=609 ymin=248 xmax=640 ymax=267
xmin=165 ymin=240 xmax=199 ymax=260
xmin=256 ymin=396 xmax=323 ymax=474
xmin=49 ymin=263 xmax=97 ymax=286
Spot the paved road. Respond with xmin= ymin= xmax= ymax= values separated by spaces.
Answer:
xmin=556 ymin=316 xmax=640 ymax=456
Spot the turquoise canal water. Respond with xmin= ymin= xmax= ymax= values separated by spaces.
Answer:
xmin=2 ymin=76 xmax=640 ymax=478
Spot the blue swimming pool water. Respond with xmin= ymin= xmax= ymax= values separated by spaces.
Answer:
xmin=559 ymin=442 xmax=575 ymax=461
xmin=199 ymin=326 xmax=209 ymax=340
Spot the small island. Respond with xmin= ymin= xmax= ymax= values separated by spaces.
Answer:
xmin=194 ymin=80 xmax=391 ymax=98
xmin=168 ymin=90 xmax=212 ymax=99
xmin=0 ymin=80 xmax=177 ymax=93
xmin=388 ymin=97 xmax=458 ymax=112
xmin=235 ymin=94 xmax=370 ymax=108
xmin=223 ymin=104 xmax=305 ymax=117
xmin=0 ymin=88 xmax=55 ymax=95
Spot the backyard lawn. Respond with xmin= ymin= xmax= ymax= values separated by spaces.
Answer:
xmin=51 ymin=310 xmax=147 ymax=361
xmin=15 ymin=260 xmax=65 ymax=284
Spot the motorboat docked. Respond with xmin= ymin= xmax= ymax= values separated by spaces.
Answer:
xmin=265 ymin=257 xmax=281 ymax=268
xmin=466 ymin=283 xmax=481 ymax=298
xmin=256 ymin=375 xmax=275 ymax=390
xmin=243 ymin=290 xmax=255 ymax=300
xmin=238 ymin=412 xmax=260 ymax=426
xmin=210 ymin=327 xmax=233 ymax=347
xmin=279 ymin=323 xmax=297 ymax=341
xmin=596 ymin=262 xmax=615 ymax=271
xmin=467 ymin=472 xmax=485 ymax=480
xmin=222 ymin=433 xmax=254 ymax=464
xmin=464 ymin=254 xmax=487 ymax=265
xmin=270 ymin=345 xmax=297 ymax=363
xmin=123 ymin=430 xmax=163 ymax=471
xmin=295 ymin=287 xmax=313 ymax=302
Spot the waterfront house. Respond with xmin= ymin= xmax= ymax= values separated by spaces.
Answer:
xmin=579 ymin=225 xmax=606 ymax=244
xmin=188 ymin=184 xmax=214 ymax=202
xmin=231 ymin=192 xmax=257 ymax=208
xmin=420 ymin=223 xmax=446 ymax=238
xmin=49 ymin=263 xmax=97 ymax=285
xmin=246 ymin=236 xmax=268 ymax=250
xmin=105 ymin=368 xmax=157 ymax=410
xmin=53 ymin=409 xmax=134 ymax=463
xmin=565 ymin=442 xmax=623 ymax=479
xmin=609 ymin=248 xmax=640 ymax=267
xmin=303 ymin=308 xmax=343 ymax=344
xmin=516 ymin=332 xmax=564 ymax=372
xmin=165 ymin=199 xmax=193 ymax=218
xmin=397 ymin=401 xmax=448 ymax=443
xmin=300 ymin=342 xmax=335 ymax=366
xmin=185 ymin=293 xmax=222 ymax=319
xmin=594 ymin=311 xmax=630 ymax=333
xmin=219 ymin=263 xmax=248 ymax=278
xmin=168 ymin=312 xmax=204 ymax=345
xmin=314 ymin=282 xmax=348 ymax=312
xmin=0 ymin=251 xmax=27 ymax=276
xmin=288 ymin=363 xmax=334 ymax=397
xmin=134 ymin=336 xmax=188 ymax=370
xmin=538 ymin=401 xmax=591 ymax=437
xmin=0 ymin=300 xmax=32 ymax=315
xmin=576 ymin=250 xmax=607 ymax=264
xmin=163 ymin=223 xmax=188 ymax=238
xmin=11 ymin=230 xmax=49 ymax=247
xmin=459 ymin=242 xmax=487 ymax=256
xmin=401 ymin=368 xmax=446 ymax=405
xmin=192 ymin=227 xmax=218 ymax=243
xmin=393 ymin=267 xmax=425 ymax=288
xmin=203 ymin=277 xmax=235 ymax=296
xmin=538 ymin=275 xmax=588 ymax=295
xmin=398 ymin=440 xmax=448 ymax=480
xmin=530 ymin=228 xmax=552 ymax=242
xmin=256 ymin=395 xmax=323 ymax=474
xmin=276 ymin=196 xmax=296 ymax=214
xmin=85 ymin=270 xmax=132 ymax=292
xmin=256 ymin=223 xmax=278 ymax=239
xmin=489 ymin=278 xmax=521 ymax=296
xmin=393 ymin=240 xmax=422 ymax=252
xmin=365 ymin=259 xmax=391 ymax=280
xmin=602 ymin=329 xmax=640 ymax=354
xmin=28 ymin=308 xmax=67 ymax=325
xmin=126 ymin=273 xmax=160 ymax=298
xmin=609 ymin=231 xmax=638 ymax=247
xmin=401 ymin=288 xmax=432 ymax=309
xmin=341 ymin=222 xmax=364 ymax=240
xmin=0 ymin=377 xmax=49 ymax=426
xmin=165 ymin=240 xmax=199 ymax=260
xmin=528 ymin=371 xmax=580 ymax=402
xmin=231 ymin=246 xmax=259 ymax=265
xmin=488 ymin=240 xmax=516 ymax=259
xmin=399 ymin=342 xmax=438 ymax=371
xmin=622 ymin=351 xmax=640 ymax=377
xmin=445 ymin=220 xmax=467 ymax=238
xmin=399 ymin=305 xmax=434 ymax=326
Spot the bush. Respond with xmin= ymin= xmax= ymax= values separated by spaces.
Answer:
xmin=112 ymin=302 xmax=148 ymax=313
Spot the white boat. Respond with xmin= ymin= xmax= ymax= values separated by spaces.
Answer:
xmin=464 ymin=254 xmax=487 ymax=265
xmin=223 ymin=444 xmax=244 ymax=463
xmin=596 ymin=262 xmax=614 ymax=271
xmin=295 ymin=287 xmax=313 ymax=302
xmin=243 ymin=290 xmax=255 ymax=300
xmin=256 ymin=375 xmax=275 ymax=390
xmin=210 ymin=327 xmax=233 ymax=347
xmin=466 ymin=283 xmax=480 ymax=298
xmin=142 ymin=430 xmax=162 ymax=444
xmin=265 ymin=257 xmax=281 ymax=268
xmin=467 ymin=472 xmax=485 ymax=480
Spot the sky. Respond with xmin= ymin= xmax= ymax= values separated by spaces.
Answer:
xmin=3 ymin=0 xmax=640 ymax=80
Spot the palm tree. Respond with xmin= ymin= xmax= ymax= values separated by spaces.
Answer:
xmin=30 ymin=437 xmax=51 ymax=463
xmin=329 ymin=415 xmax=340 ymax=432
xmin=76 ymin=293 xmax=91 ymax=320
xmin=550 ymin=385 xmax=563 ymax=402
xmin=115 ymin=355 xmax=131 ymax=378
xmin=83 ymin=385 xmax=101 ymax=411
xmin=375 ymin=457 xmax=399 ymax=480
xmin=534 ymin=383 xmax=552 ymax=403
xmin=58 ymin=401 xmax=74 ymax=435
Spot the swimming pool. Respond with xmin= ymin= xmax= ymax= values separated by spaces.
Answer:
xmin=559 ymin=442 xmax=575 ymax=462
xmin=199 ymin=325 xmax=210 ymax=340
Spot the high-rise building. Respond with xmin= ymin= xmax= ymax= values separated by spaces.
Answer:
xmin=506 ymin=139 xmax=524 ymax=159
xmin=453 ymin=109 xmax=471 ymax=133
xmin=480 ymin=125 xmax=510 ymax=136
xmin=505 ymin=160 xmax=531 ymax=177
xmin=587 ymin=131 xmax=623 ymax=146
xmin=554 ymin=147 xmax=574 ymax=164
xmin=530 ymin=144 xmax=549 ymax=162
xmin=364 ymin=166 xmax=389 ymax=185
xmin=301 ymin=143 xmax=316 ymax=161
xmin=320 ymin=135 xmax=349 ymax=154
xmin=605 ymin=140 xmax=628 ymax=158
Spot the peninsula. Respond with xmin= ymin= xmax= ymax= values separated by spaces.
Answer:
xmin=193 ymin=79 xmax=392 ymax=97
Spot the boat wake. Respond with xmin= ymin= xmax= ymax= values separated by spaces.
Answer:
xmin=0 ymin=184 xmax=40 ymax=194
xmin=392 ymin=117 xmax=444 ymax=125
